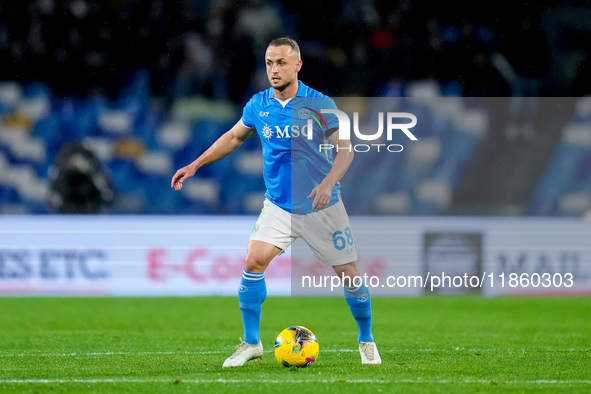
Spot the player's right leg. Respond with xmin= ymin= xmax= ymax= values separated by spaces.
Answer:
xmin=223 ymin=240 xmax=281 ymax=368
xmin=223 ymin=199 xmax=294 ymax=367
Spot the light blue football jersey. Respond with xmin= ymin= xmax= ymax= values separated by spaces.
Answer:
xmin=241 ymin=81 xmax=341 ymax=214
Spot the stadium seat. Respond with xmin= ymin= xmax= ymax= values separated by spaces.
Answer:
xmin=235 ymin=152 xmax=264 ymax=176
xmin=178 ymin=177 xmax=220 ymax=214
xmin=558 ymin=192 xmax=591 ymax=216
xmin=32 ymin=115 xmax=61 ymax=155
xmin=440 ymin=81 xmax=462 ymax=97
xmin=21 ymin=196 xmax=48 ymax=214
xmin=572 ymin=96 xmax=591 ymax=123
xmin=53 ymin=98 xmax=98 ymax=140
xmin=372 ymin=192 xmax=411 ymax=215
xmin=135 ymin=150 xmax=173 ymax=177
xmin=193 ymin=119 xmax=227 ymax=147
xmin=98 ymin=109 xmax=134 ymax=136
xmin=0 ymin=81 xmax=22 ymax=115
xmin=221 ymin=175 xmax=265 ymax=214
xmin=0 ymin=184 xmax=21 ymax=204
xmin=117 ymin=69 xmax=151 ymax=102
xmin=242 ymin=191 xmax=266 ymax=214
xmin=403 ymin=137 xmax=442 ymax=171
xmin=530 ymin=150 xmax=584 ymax=215
xmin=406 ymin=79 xmax=441 ymax=98
xmin=106 ymin=158 xmax=145 ymax=194
xmin=529 ymin=115 xmax=591 ymax=215
xmin=156 ymin=121 xmax=192 ymax=151
xmin=22 ymin=81 xmax=52 ymax=99
xmin=414 ymin=178 xmax=452 ymax=211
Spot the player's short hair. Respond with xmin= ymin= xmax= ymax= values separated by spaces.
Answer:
xmin=268 ymin=37 xmax=301 ymax=58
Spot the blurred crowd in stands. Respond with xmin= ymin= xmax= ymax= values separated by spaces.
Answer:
xmin=2 ymin=0 xmax=591 ymax=104
xmin=1 ymin=0 xmax=591 ymax=216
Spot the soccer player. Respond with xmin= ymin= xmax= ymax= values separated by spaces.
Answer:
xmin=171 ymin=37 xmax=381 ymax=366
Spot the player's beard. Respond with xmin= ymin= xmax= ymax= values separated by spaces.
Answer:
xmin=273 ymin=78 xmax=293 ymax=92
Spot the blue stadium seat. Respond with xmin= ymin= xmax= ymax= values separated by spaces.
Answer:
xmin=573 ymin=154 xmax=591 ymax=188
xmin=22 ymin=81 xmax=52 ymax=99
xmin=0 ymin=185 xmax=21 ymax=204
xmin=408 ymin=104 xmax=436 ymax=138
xmin=32 ymin=115 xmax=61 ymax=155
xmin=177 ymin=193 xmax=219 ymax=214
xmin=133 ymin=112 xmax=162 ymax=150
xmin=106 ymin=158 xmax=145 ymax=194
xmin=193 ymin=119 xmax=227 ymax=147
xmin=221 ymin=175 xmax=265 ymax=214
xmin=440 ymin=81 xmax=462 ymax=97
xmin=115 ymin=92 xmax=147 ymax=125
xmin=529 ymin=145 xmax=587 ymax=215
xmin=173 ymin=139 xmax=236 ymax=181
xmin=411 ymin=199 xmax=441 ymax=215
xmin=118 ymin=69 xmax=151 ymax=102
xmin=0 ymin=103 xmax=12 ymax=116
xmin=140 ymin=179 xmax=187 ymax=214
xmin=21 ymin=197 xmax=47 ymax=214
xmin=53 ymin=97 xmax=96 ymax=140
xmin=172 ymin=119 xmax=229 ymax=169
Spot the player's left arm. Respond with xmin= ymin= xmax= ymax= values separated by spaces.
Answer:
xmin=307 ymin=131 xmax=353 ymax=211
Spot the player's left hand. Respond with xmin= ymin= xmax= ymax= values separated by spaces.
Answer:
xmin=307 ymin=181 xmax=333 ymax=211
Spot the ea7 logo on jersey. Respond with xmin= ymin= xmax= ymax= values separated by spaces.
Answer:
xmin=259 ymin=111 xmax=269 ymax=117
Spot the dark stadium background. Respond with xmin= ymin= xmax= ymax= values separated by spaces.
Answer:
xmin=1 ymin=0 xmax=590 ymax=216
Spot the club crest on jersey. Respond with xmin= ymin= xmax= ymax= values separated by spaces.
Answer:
xmin=262 ymin=124 xmax=274 ymax=140
xmin=300 ymin=107 xmax=328 ymax=132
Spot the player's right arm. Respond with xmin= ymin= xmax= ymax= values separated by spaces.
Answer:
xmin=171 ymin=120 xmax=256 ymax=191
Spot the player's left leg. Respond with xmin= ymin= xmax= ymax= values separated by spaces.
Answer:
xmin=333 ymin=261 xmax=381 ymax=364
xmin=301 ymin=200 xmax=381 ymax=364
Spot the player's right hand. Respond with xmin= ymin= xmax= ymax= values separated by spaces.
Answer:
xmin=171 ymin=165 xmax=196 ymax=191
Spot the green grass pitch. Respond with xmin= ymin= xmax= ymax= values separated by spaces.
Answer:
xmin=0 ymin=297 xmax=589 ymax=393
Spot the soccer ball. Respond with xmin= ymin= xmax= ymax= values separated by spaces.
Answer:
xmin=274 ymin=326 xmax=319 ymax=367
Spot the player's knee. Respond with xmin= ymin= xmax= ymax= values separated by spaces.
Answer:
xmin=334 ymin=261 xmax=360 ymax=282
xmin=244 ymin=255 xmax=266 ymax=273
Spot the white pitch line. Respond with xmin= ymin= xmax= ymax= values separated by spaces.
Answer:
xmin=0 ymin=230 xmax=250 ymax=234
xmin=5 ymin=230 xmax=591 ymax=236
xmin=0 ymin=349 xmax=356 ymax=357
xmin=0 ymin=378 xmax=589 ymax=385
xmin=0 ymin=246 xmax=246 ymax=250
xmin=1 ymin=348 xmax=586 ymax=358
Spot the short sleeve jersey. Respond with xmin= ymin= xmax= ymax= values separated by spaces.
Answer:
xmin=241 ymin=81 xmax=341 ymax=214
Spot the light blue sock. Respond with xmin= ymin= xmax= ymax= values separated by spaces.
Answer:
xmin=344 ymin=283 xmax=374 ymax=343
xmin=238 ymin=269 xmax=267 ymax=345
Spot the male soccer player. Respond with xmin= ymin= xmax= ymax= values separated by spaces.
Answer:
xmin=171 ymin=37 xmax=381 ymax=366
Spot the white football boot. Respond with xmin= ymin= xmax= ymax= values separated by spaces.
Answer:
xmin=359 ymin=342 xmax=382 ymax=364
xmin=222 ymin=338 xmax=264 ymax=367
